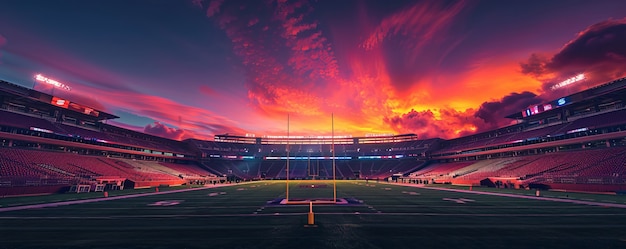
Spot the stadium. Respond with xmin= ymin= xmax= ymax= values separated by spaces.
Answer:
xmin=3 ymin=1 xmax=626 ymax=248
xmin=1 ymin=75 xmax=626 ymax=248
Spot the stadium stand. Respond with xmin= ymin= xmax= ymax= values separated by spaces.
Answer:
xmin=2 ymin=77 xmax=626 ymax=195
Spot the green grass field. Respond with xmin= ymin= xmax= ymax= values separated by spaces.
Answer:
xmin=1 ymin=180 xmax=626 ymax=249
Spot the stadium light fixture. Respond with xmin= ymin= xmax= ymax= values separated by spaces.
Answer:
xmin=34 ymin=74 xmax=71 ymax=91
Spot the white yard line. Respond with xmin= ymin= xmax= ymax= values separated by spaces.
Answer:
xmin=0 ymin=183 xmax=248 ymax=213
xmin=385 ymin=182 xmax=626 ymax=209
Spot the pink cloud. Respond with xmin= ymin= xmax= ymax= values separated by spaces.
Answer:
xmin=12 ymin=41 xmax=135 ymax=94
xmin=202 ymin=1 xmax=480 ymax=137
xmin=206 ymin=0 xmax=224 ymax=17
xmin=198 ymin=85 xmax=217 ymax=96
xmin=361 ymin=0 xmax=466 ymax=55
xmin=144 ymin=122 xmax=190 ymax=141
xmin=34 ymin=72 xmax=248 ymax=140
xmin=90 ymin=88 xmax=246 ymax=135
xmin=204 ymin=0 xmax=339 ymax=120
xmin=274 ymin=0 xmax=338 ymax=79
xmin=0 ymin=34 xmax=6 ymax=63
xmin=198 ymin=2 xmax=625 ymax=139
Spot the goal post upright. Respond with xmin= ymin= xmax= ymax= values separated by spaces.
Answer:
xmin=286 ymin=114 xmax=290 ymax=202
xmin=332 ymin=113 xmax=336 ymax=203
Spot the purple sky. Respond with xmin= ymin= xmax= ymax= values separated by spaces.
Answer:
xmin=1 ymin=0 xmax=625 ymax=140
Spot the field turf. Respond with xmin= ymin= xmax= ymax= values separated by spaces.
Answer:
xmin=1 ymin=180 xmax=626 ymax=249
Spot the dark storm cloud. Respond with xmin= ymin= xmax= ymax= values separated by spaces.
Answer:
xmin=521 ymin=18 xmax=626 ymax=92
xmin=474 ymin=91 xmax=543 ymax=128
xmin=549 ymin=19 xmax=626 ymax=71
xmin=520 ymin=53 xmax=548 ymax=78
xmin=384 ymin=91 xmax=544 ymax=139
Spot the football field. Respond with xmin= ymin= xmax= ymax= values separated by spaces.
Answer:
xmin=1 ymin=180 xmax=626 ymax=249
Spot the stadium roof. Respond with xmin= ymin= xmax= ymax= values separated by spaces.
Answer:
xmin=506 ymin=77 xmax=626 ymax=119
xmin=0 ymin=80 xmax=119 ymax=120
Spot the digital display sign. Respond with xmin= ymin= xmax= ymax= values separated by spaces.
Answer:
xmin=50 ymin=95 xmax=100 ymax=117
xmin=521 ymin=97 xmax=570 ymax=117
xmin=51 ymin=97 xmax=70 ymax=108
xmin=522 ymin=105 xmax=544 ymax=117
xmin=543 ymin=104 xmax=552 ymax=111
xmin=68 ymin=102 xmax=100 ymax=117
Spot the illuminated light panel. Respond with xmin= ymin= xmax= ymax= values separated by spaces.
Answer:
xmin=551 ymin=73 xmax=585 ymax=90
xmin=567 ymin=127 xmax=588 ymax=134
xmin=365 ymin=133 xmax=395 ymax=137
xmin=34 ymin=74 xmax=71 ymax=91
xmin=29 ymin=127 xmax=53 ymax=133
xmin=543 ymin=104 xmax=552 ymax=111
xmin=358 ymin=155 xmax=404 ymax=159
xmin=264 ymin=156 xmax=351 ymax=160
xmin=262 ymin=135 xmax=353 ymax=139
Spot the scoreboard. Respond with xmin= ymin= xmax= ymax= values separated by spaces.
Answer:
xmin=50 ymin=96 xmax=100 ymax=117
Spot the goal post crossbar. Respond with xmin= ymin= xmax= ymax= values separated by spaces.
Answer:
xmin=285 ymin=114 xmax=337 ymax=203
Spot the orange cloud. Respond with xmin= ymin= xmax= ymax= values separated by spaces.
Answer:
xmin=384 ymin=108 xmax=479 ymax=139
xmin=424 ymin=58 xmax=544 ymax=111
xmin=202 ymin=0 xmax=478 ymax=137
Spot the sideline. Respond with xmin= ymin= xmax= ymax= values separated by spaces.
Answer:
xmin=0 ymin=182 xmax=254 ymax=213
xmin=384 ymin=182 xmax=626 ymax=209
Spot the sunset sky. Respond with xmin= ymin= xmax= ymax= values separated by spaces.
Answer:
xmin=1 ymin=0 xmax=625 ymax=140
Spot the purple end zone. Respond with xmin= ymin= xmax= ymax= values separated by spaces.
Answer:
xmin=265 ymin=197 xmax=363 ymax=206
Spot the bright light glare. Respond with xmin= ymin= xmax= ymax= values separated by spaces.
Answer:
xmin=34 ymin=74 xmax=71 ymax=91
xmin=551 ymin=74 xmax=585 ymax=90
